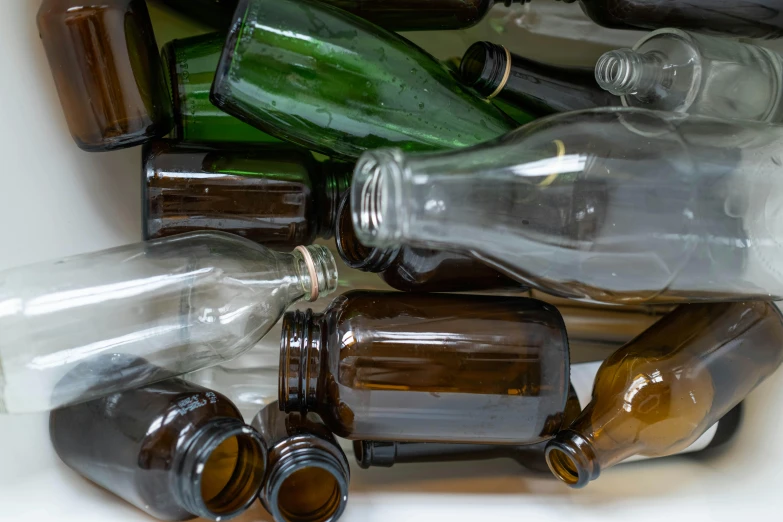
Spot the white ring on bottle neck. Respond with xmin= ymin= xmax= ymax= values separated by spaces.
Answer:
xmin=295 ymin=245 xmax=320 ymax=302
xmin=487 ymin=46 xmax=512 ymax=100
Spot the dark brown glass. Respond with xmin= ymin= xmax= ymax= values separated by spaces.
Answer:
xmin=565 ymin=0 xmax=783 ymax=39
xmin=152 ymin=0 xmax=238 ymax=28
xmin=460 ymin=41 xmax=618 ymax=116
xmin=279 ymin=291 xmax=570 ymax=444
xmin=336 ymin=194 xmax=524 ymax=292
xmin=50 ymin=358 xmax=266 ymax=520
xmin=143 ymin=141 xmax=351 ymax=249
xmin=37 ymin=0 xmax=173 ymax=151
xmin=251 ymin=403 xmax=349 ymax=522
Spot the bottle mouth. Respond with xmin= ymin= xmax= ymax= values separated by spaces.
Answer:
xmin=293 ymin=245 xmax=339 ymax=302
xmin=335 ymin=193 xmax=400 ymax=272
xmin=544 ymin=430 xmax=599 ymax=489
xmin=265 ymin=450 xmax=349 ymax=522
xmin=351 ymin=149 xmax=406 ymax=249
xmin=595 ymin=50 xmax=638 ymax=96
xmin=352 ymin=440 xmax=397 ymax=469
xmin=460 ymin=41 xmax=510 ymax=99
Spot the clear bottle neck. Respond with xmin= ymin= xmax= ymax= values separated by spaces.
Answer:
xmin=289 ymin=245 xmax=339 ymax=304
xmin=172 ymin=417 xmax=267 ymax=518
xmin=595 ymin=48 xmax=668 ymax=100
xmin=279 ymin=309 xmax=326 ymax=414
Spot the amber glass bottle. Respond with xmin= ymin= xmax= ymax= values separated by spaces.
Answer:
xmin=335 ymin=194 xmax=523 ymax=292
xmin=279 ymin=291 xmax=569 ymax=444
xmin=546 ymin=301 xmax=783 ymax=488
xmin=252 ymin=403 xmax=350 ymax=522
xmin=143 ymin=141 xmax=351 ymax=248
xmin=50 ymin=358 xmax=267 ymax=520
xmin=37 ymin=0 xmax=172 ymax=151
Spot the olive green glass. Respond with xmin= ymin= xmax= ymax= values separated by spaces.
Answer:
xmin=210 ymin=0 xmax=518 ymax=158
xmin=162 ymin=33 xmax=281 ymax=144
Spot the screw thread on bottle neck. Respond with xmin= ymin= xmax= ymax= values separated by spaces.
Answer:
xmin=279 ymin=310 xmax=324 ymax=415
xmin=460 ymin=41 xmax=511 ymax=99
xmin=291 ymin=245 xmax=339 ymax=302
xmin=595 ymin=49 xmax=663 ymax=98
xmin=174 ymin=418 xmax=267 ymax=519
xmin=335 ymin=193 xmax=401 ymax=273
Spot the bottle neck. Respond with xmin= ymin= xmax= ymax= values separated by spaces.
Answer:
xmin=173 ymin=417 xmax=267 ymax=519
xmin=316 ymin=163 xmax=352 ymax=240
xmin=460 ymin=41 xmax=512 ymax=99
xmin=262 ymin=435 xmax=350 ymax=522
xmin=334 ymin=192 xmax=401 ymax=272
xmin=595 ymin=49 xmax=667 ymax=101
xmin=279 ymin=309 xmax=326 ymax=414
xmin=289 ymin=245 xmax=339 ymax=303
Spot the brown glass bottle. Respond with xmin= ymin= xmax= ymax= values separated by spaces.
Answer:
xmin=336 ymin=194 xmax=524 ymax=292
xmin=37 ymin=0 xmax=173 ymax=151
xmin=546 ymin=301 xmax=783 ymax=488
xmin=143 ymin=141 xmax=351 ymax=248
xmin=460 ymin=41 xmax=618 ymax=116
xmin=50 ymin=357 xmax=266 ymax=520
xmin=279 ymin=291 xmax=570 ymax=444
xmin=560 ymin=0 xmax=783 ymax=39
xmin=251 ymin=402 xmax=349 ymax=522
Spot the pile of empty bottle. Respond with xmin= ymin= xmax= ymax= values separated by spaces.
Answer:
xmin=5 ymin=0 xmax=783 ymax=520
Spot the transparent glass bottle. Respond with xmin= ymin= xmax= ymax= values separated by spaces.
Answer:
xmin=595 ymin=29 xmax=783 ymax=122
xmin=0 ymin=232 xmax=337 ymax=413
xmin=37 ymin=0 xmax=173 ymax=151
xmin=143 ymin=141 xmax=351 ymax=248
xmin=350 ymin=108 xmax=783 ymax=304
xmin=279 ymin=291 xmax=569 ymax=443
xmin=251 ymin=402 xmax=349 ymax=522
xmin=546 ymin=301 xmax=783 ymax=488
xmin=210 ymin=0 xmax=517 ymax=159
xmin=50 ymin=369 xmax=266 ymax=520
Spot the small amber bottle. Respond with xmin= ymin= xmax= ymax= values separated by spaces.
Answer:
xmin=279 ymin=291 xmax=570 ymax=443
xmin=546 ymin=301 xmax=783 ymax=488
xmin=37 ymin=0 xmax=173 ymax=151
xmin=143 ymin=141 xmax=351 ymax=248
xmin=252 ymin=402 xmax=350 ymax=522
xmin=336 ymin=195 xmax=524 ymax=292
xmin=50 ymin=360 xmax=266 ymax=520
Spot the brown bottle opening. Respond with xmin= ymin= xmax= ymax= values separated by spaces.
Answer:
xmin=335 ymin=193 xmax=399 ymax=272
xmin=277 ymin=466 xmax=343 ymax=522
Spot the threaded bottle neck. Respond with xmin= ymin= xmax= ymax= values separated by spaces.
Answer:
xmin=544 ymin=429 xmax=600 ymax=489
xmin=173 ymin=417 xmax=267 ymax=519
xmin=595 ymin=49 xmax=665 ymax=99
xmin=460 ymin=41 xmax=511 ymax=99
xmin=291 ymin=245 xmax=339 ymax=303
xmin=279 ymin=309 xmax=325 ymax=414
xmin=316 ymin=162 xmax=352 ymax=240
xmin=335 ymin=193 xmax=401 ymax=272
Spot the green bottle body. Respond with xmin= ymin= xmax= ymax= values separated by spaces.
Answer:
xmin=211 ymin=0 xmax=518 ymax=158
xmin=162 ymin=33 xmax=281 ymax=144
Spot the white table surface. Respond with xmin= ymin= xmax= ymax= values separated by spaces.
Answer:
xmin=0 ymin=1 xmax=781 ymax=521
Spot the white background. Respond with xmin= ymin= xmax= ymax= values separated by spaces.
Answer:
xmin=0 ymin=1 xmax=781 ymax=521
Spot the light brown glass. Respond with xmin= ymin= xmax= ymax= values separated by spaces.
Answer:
xmin=546 ymin=301 xmax=783 ymax=488
xmin=50 ymin=356 xmax=266 ymax=520
xmin=37 ymin=0 xmax=173 ymax=151
xmin=279 ymin=291 xmax=570 ymax=444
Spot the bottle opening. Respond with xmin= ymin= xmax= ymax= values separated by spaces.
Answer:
xmin=335 ymin=193 xmax=400 ymax=272
xmin=352 ymin=440 xmax=371 ymax=469
xmin=277 ymin=465 xmax=344 ymax=522
xmin=351 ymin=149 xmax=405 ymax=248
xmin=545 ymin=447 xmax=581 ymax=486
xmin=294 ymin=245 xmax=339 ymax=301
xmin=459 ymin=42 xmax=509 ymax=98
xmin=595 ymin=50 xmax=635 ymax=96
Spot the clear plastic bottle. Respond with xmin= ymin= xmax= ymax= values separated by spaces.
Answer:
xmin=350 ymin=108 xmax=783 ymax=304
xmin=0 ymin=232 xmax=337 ymax=413
xmin=595 ymin=29 xmax=783 ymax=122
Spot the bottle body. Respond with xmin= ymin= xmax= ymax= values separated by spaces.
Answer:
xmin=210 ymin=0 xmax=516 ymax=159
xmin=0 ymin=232 xmax=337 ymax=413
xmin=461 ymin=41 xmax=617 ymax=116
xmin=143 ymin=141 xmax=350 ymax=248
xmin=351 ymin=108 xmax=783 ymax=304
xmin=50 ymin=372 xmax=266 ymax=520
xmin=153 ymin=0 xmax=238 ymax=29
xmin=280 ymin=291 xmax=570 ymax=443
xmin=595 ymin=29 xmax=783 ymax=122
xmin=37 ymin=0 xmax=172 ymax=151
xmin=162 ymin=33 xmax=282 ymax=144
xmin=577 ymin=0 xmax=783 ymax=39
xmin=252 ymin=403 xmax=350 ymax=522
xmin=546 ymin=301 xmax=783 ymax=487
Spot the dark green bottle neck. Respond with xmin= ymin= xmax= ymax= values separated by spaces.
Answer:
xmin=316 ymin=163 xmax=353 ymax=240
xmin=279 ymin=309 xmax=327 ymax=415
xmin=334 ymin=193 xmax=401 ymax=272
xmin=460 ymin=41 xmax=513 ymax=99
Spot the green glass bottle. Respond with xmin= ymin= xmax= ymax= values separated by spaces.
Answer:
xmin=210 ymin=0 xmax=520 ymax=158
xmin=162 ymin=33 xmax=281 ymax=144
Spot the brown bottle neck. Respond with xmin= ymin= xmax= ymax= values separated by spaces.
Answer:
xmin=316 ymin=163 xmax=352 ymax=240
xmin=334 ymin=193 xmax=401 ymax=272
xmin=279 ymin=309 xmax=327 ymax=415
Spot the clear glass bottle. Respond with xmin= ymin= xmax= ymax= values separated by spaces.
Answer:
xmin=279 ymin=291 xmax=569 ymax=443
xmin=595 ymin=28 xmax=783 ymax=122
xmin=350 ymin=108 xmax=783 ymax=304
xmin=0 ymin=232 xmax=337 ymax=413
xmin=50 ymin=369 xmax=266 ymax=520
xmin=210 ymin=0 xmax=517 ymax=159
xmin=143 ymin=141 xmax=351 ymax=248
xmin=162 ymin=33 xmax=282 ymax=144
xmin=251 ymin=402 xmax=349 ymax=522
xmin=461 ymin=41 xmax=618 ymax=116
xmin=37 ymin=0 xmax=173 ymax=151
xmin=545 ymin=301 xmax=783 ymax=488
